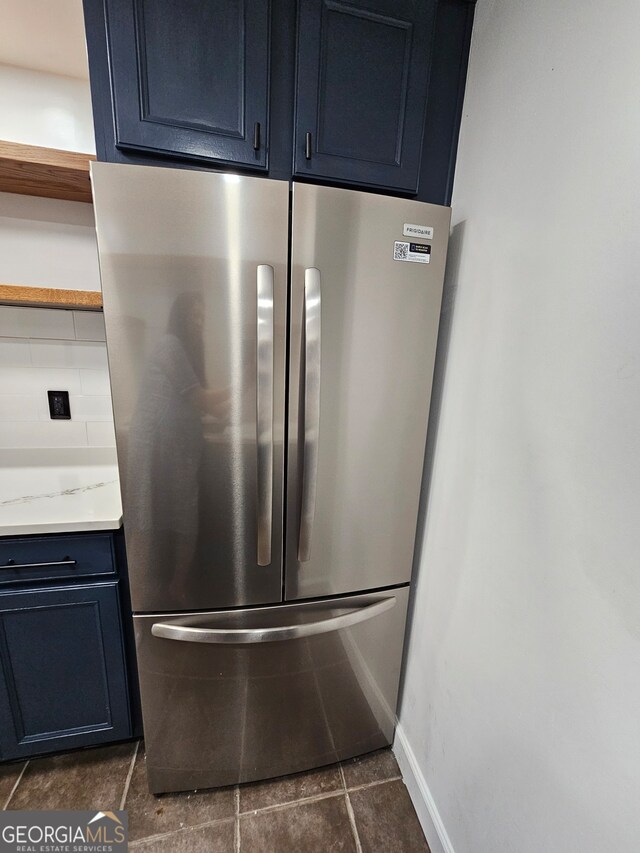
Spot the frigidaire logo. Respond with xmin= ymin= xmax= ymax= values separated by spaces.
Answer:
xmin=0 ymin=810 xmax=128 ymax=852
xmin=403 ymin=223 xmax=434 ymax=239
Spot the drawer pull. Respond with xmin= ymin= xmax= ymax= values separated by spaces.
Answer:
xmin=3 ymin=557 xmax=77 ymax=570
xmin=151 ymin=596 xmax=396 ymax=644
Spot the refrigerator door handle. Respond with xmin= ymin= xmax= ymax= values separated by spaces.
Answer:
xmin=298 ymin=267 xmax=322 ymax=562
xmin=256 ymin=264 xmax=274 ymax=566
xmin=151 ymin=596 xmax=395 ymax=644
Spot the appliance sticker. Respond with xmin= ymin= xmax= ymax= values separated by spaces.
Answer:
xmin=393 ymin=241 xmax=431 ymax=264
xmin=403 ymin=223 xmax=434 ymax=239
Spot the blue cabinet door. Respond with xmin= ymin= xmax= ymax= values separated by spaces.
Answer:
xmin=104 ymin=0 xmax=270 ymax=169
xmin=294 ymin=0 xmax=437 ymax=192
xmin=0 ymin=582 xmax=131 ymax=761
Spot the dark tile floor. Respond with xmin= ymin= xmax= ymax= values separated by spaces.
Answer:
xmin=1 ymin=742 xmax=430 ymax=852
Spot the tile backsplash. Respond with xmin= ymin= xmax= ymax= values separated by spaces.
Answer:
xmin=0 ymin=306 xmax=116 ymax=449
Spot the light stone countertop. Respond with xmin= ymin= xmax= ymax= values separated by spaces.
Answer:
xmin=0 ymin=448 xmax=123 ymax=536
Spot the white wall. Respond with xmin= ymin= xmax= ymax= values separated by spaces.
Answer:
xmin=0 ymin=306 xmax=115 ymax=449
xmin=0 ymin=63 xmax=95 ymax=153
xmin=397 ymin=1 xmax=640 ymax=852
xmin=0 ymin=192 xmax=101 ymax=290
xmin=0 ymin=63 xmax=100 ymax=295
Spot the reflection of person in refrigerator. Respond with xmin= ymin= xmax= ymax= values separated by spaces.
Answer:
xmin=125 ymin=292 xmax=229 ymax=604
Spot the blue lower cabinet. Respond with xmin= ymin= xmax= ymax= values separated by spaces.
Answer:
xmin=0 ymin=582 xmax=131 ymax=760
xmin=0 ymin=533 xmax=116 ymax=587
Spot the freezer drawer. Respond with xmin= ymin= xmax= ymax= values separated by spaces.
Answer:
xmin=134 ymin=586 xmax=409 ymax=793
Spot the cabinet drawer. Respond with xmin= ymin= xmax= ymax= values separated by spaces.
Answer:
xmin=0 ymin=534 xmax=116 ymax=586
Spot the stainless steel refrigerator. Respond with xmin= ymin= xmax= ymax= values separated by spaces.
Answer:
xmin=91 ymin=163 xmax=450 ymax=793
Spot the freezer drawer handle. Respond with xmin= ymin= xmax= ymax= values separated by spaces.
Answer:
xmin=256 ymin=264 xmax=274 ymax=566
xmin=150 ymin=596 xmax=395 ymax=644
xmin=298 ymin=268 xmax=321 ymax=562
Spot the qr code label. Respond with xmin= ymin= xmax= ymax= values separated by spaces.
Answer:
xmin=393 ymin=240 xmax=431 ymax=264
xmin=394 ymin=241 xmax=410 ymax=260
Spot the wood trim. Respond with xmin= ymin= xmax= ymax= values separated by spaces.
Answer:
xmin=0 ymin=284 xmax=102 ymax=311
xmin=0 ymin=140 xmax=96 ymax=203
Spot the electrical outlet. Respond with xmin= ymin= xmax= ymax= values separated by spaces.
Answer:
xmin=48 ymin=390 xmax=71 ymax=420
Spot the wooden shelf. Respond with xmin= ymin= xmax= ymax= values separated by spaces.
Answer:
xmin=0 ymin=284 xmax=102 ymax=311
xmin=0 ymin=140 xmax=95 ymax=203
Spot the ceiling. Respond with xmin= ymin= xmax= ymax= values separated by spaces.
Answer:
xmin=0 ymin=0 xmax=89 ymax=79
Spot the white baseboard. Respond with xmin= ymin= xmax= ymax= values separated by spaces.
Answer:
xmin=393 ymin=724 xmax=455 ymax=853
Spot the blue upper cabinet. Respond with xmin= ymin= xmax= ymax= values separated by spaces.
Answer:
xmin=294 ymin=0 xmax=436 ymax=193
xmin=104 ymin=0 xmax=270 ymax=169
xmin=84 ymin=0 xmax=474 ymax=201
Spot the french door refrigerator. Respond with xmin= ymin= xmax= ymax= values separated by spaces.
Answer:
xmin=91 ymin=163 xmax=450 ymax=793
